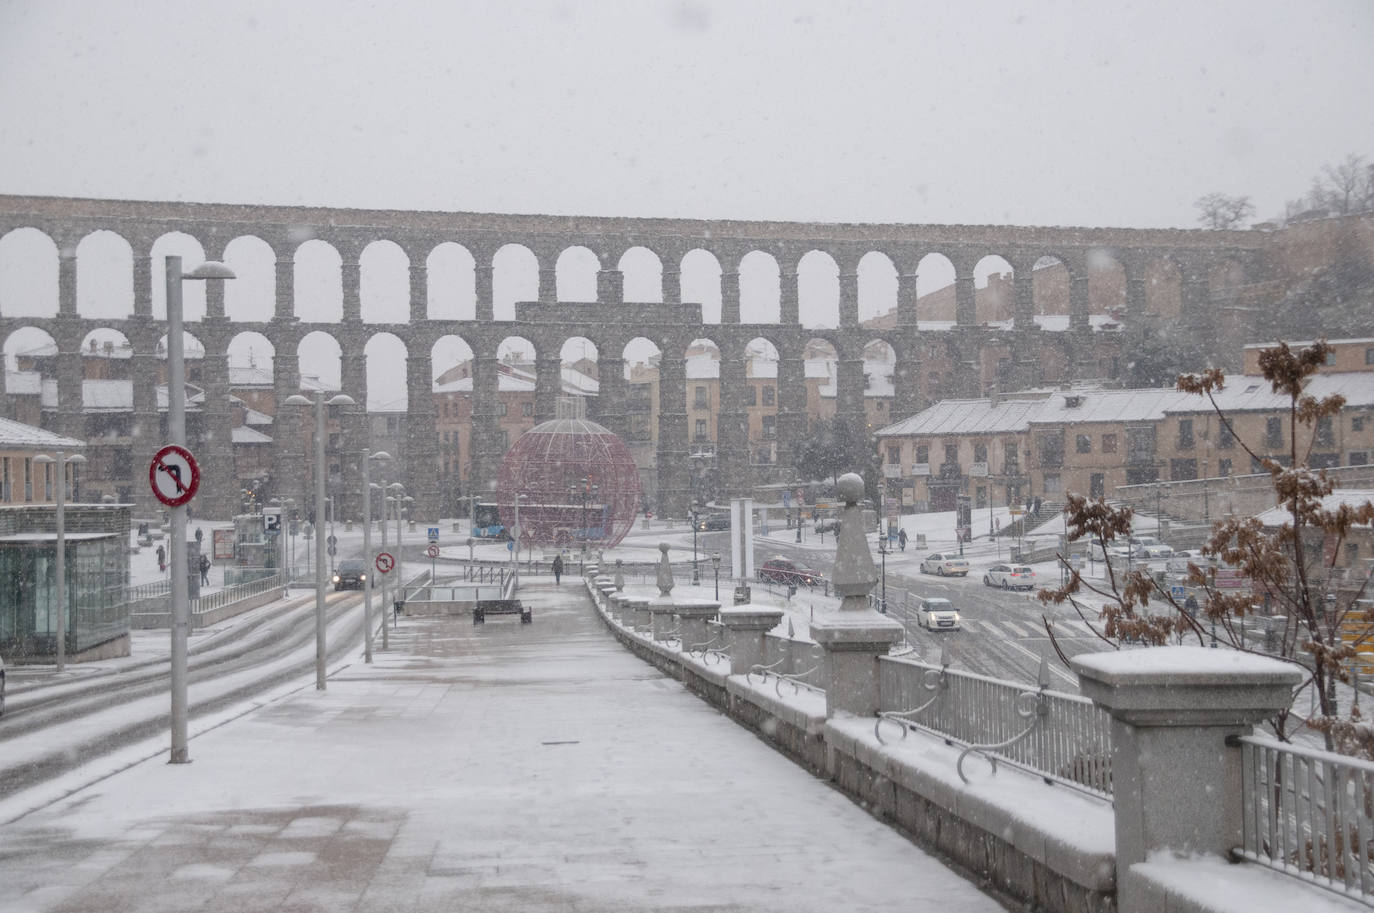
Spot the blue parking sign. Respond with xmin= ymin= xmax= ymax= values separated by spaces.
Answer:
xmin=1170 ymin=585 xmax=1187 ymax=599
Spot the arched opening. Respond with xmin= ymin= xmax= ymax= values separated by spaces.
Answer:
xmin=745 ymin=337 xmax=781 ymax=468
xmin=1088 ymin=249 xmax=1127 ymax=319
xmin=293 ymin=240 xmax=343 ymax=323
xmin=685 ymin=336 xmax=721 ymax=506
xmin=432 ymin=334 xmax=478 ymax=516
xmin=151 ymin=232 xmax=209 ymax=321
xmin=1146 ymin=257 xmax=1182 ymax=319
xmin=858 ymin=251 xmax=898 ymax=325
xmin=738 ymin=251 xmax=781 ymax=324
xmin=222 ymin=235 xmax=276 ymax=323
xmin=915 ymin=252 xmax=955 ymax=324
xmin=0 ymin=227 xmax=58 ymax=318
xmin=427 ymin=242 xmax=476 ymax=321
xmin=364 ymin=332 xmax=408 ymax=412
xmin=556 ymin=246 xmax=600 ymax=302
xmin=618 ymin=247 xmax=663 ymax=303
xmin=621 ymin=336 xmax=661 ymax=508
xmin=298 ymin=330 xmax=342 ymax=391
xmin=798 ymin=250 xmax=839 ymax=329
xmin=973 ymin=254 xmax=1016 ymax=324
xmin=560 ymin=336 xmax=599 ymax=398
xmin=680 ymin=249 xmax=722 ymax=324
xmin=492 ymin=244 xmax=537 ymax=321
xmin=75 ymin=230 xmax=134 ymax=320
xmin=360 ymin=239 xmax=409 ymax=324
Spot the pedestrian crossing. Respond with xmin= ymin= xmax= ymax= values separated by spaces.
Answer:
xmin=899 ymin=613 xmax=1103 ymax=641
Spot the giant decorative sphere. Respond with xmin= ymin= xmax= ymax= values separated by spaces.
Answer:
xmin=494 ymin=414 xmax=643 ymax=549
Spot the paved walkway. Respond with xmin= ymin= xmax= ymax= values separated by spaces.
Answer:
xmin=0 ymin=583 xmax=1008 ymax=913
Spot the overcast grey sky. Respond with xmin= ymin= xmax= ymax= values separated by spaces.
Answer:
xmin=2 ymin=0 xmax=1372 ymax=228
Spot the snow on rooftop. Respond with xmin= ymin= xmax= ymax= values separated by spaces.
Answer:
xmin=4 ymin=371 xmax=41 ymax=395
xmin=876 ymin=397 xmax=1047 ymax=437
xmin=1031 ymin=388 xmax=1190 ymax=425
xmin=1167 ymin=371 xmax=1374 ymax=414
xmin=231 ymin=426 xmax=273 ymax=444
xmin=1254 ymin=489 xmax=1374 ymax=527
xmin=0 ymin=416 xmax=85 ymax=449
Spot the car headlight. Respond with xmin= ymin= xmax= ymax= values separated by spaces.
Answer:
xmin=333 ymin=575 xmax=340 ymax=583
xmin=359 ymin=574 xmax=366 ymax=581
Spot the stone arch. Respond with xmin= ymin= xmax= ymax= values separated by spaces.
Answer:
xmin=1030 ymin=254 xmax=1073 ymax=324
xmin=227 ymin=331 xmax=276 ymax=388
xmin=802 ymin=336 xmax=839 ymax=427
xmin=294 ymin=240 xmax=343 ymax=323
xmin=915 ymin=252 xmax=956 ymax=323
xmin=360 ymin=239 xmax=410 ymax=325
xmin=76 ymin=229 xmax=134 ymax=320
xmin=427 ymin=242 xmax=476 ymax=320
xmin=1087 ymin=248 xmax=1127 ymax=317
xmin=364 ymin=332 xmax=408 ymax=412
xmin=744 ymin=336 xmax=781 ymax=467
xmin=492 ymin=243 xmax=537 ymax=321
xmin=618 ymin=246 xmax=663 ymax=303
xmin=2 ymin=326 xmax=57 ymax=426
xmin=858 ymin=251 xmax=898 ymax=325
xmin=972 ymin=254 xmax=1015 ymax=324
xmin=680 ymin=249 xmax=722 ymax=324
xmin=222 ymin=235 xmax=276 ymax=323
xmin=78 ymin=327 xmax=133 ymax=377
xmin=738 ymin=250 xmax=781 ymax=324
xmin=560 ymin=335 xmax=599 ymax=389
xmin=0 ymin=227 xmax=58 ymax=318
xmin=151 ymin=232 xmax=210 ymax=321
xmin=1145 ymin=256 xmax=1182 ymax=318
xmin=556 ymin=246 xmax=600 ymax=303
xmin=432 ymin=333 xmax=478 ymax=513
xmin=298 ymin=329 xmax=343 ymax=391
xmin=798 ymin=250 xmax=840 ymax=330
xmin=3 ymin=325 xmax=56 ymax=373
xmin=862 ymin=337 xmax=898 ymax=431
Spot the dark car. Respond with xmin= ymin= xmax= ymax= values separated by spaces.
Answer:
xmin=758 ymin=556 xmax=824 ymax=587
xmin=333 ymin=559 xmax=367 ymax=591
xmin=697 ymin=514 xmax=731 ymax=531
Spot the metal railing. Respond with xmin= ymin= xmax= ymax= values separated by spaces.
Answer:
xmin=878 ymin=654 xmax=1114 ymax=798
xmin=191 ymin=572 xmax=282 ymax=616
xmin=1235 ymin=734 xmax=1374 ymax=904
xmin=126 ymin=579 xmax=171 ymax=601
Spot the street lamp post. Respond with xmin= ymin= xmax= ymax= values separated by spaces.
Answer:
xmin=370 ymin=475 xmax=391 ymax=650
xmin=691 ymin=507 xmax=700 ymax=585
xmin=271 ymin=497 xmax=295 ymax=583
xmin=386 ymin=484 xmax=412 ymax=627
xmin=878 ymin=539 xmax=888 ymax=614
xmin=711 ymin=553 xmax=721 ymax=600
xmin=285 ymin=391 xmax=357 ymax=691
xmin=164 ymin=255 xmax=234 ymax=764
xmin=33 ymin=450 xmax=86 ymax=672
xmin=361 ymin=451 xmax=391 ymax=663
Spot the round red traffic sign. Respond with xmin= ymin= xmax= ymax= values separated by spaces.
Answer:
xmin=375 ymin=552 xmax=394 ymax=574
xmin=148 ymin=444 xmax=200 ymax=507
xmin=426 ymin=544 xmax=439 ymax=558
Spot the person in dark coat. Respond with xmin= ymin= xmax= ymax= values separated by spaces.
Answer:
xmin=156 ymin=544 xmax=166 ymax=573
xmin=898 ymin=528 xmax=908 ymax=551
xmin=199 ymin=553 xmax=211 ymax=585
xmin=551 ymin=553 xmax=564 ymax=585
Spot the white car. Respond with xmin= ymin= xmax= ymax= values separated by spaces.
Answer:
xmin=983 ymin=564 xmax=1037 ymax=591
xmin=1167 ymin=549 xmax=1206 ymax=576
xmin=1130 ymin=536 xmax=1174 ymax=559
xmin=917 ymin=597 xmax=961 ymax=631
xmin=920 ymin=553 xmax=970 ymax=577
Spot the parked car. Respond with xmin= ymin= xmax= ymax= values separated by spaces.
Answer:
xmin=697 ymin=514 xmax=730 ymax=531
xmin=814 ymin=517 xmax=840 ymax=534
xmin=920 ymin=553 xmax=970 ymax=576
xmin=916 ymin=597 xmax=961 ymax=631
xmin=983 ymin=564 xmax=1037 ymax=590
xmin=333 ymin=558 xmax=368 ymax=591
xmin=1129 ymin=536 xmax=1174 ymax=559
xmin=758 ymin=556 xmax=824 ymax=587
xmin=1167 ymin=549 xmax=1206 ymax=576
xmin=1094 ymin=538 xmax=1139 ymax=560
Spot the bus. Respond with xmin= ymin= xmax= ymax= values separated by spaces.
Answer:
xmin=471 ymin=502 xmax=508 ymax=539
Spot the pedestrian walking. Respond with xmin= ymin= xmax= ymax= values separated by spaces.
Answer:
xmin=156 ymin=544 xmax=166 ymax=573
xmin=551 ymin=553 xmax=564 ymax=585
xmin=199 ymin=553 xmax=211 ymax=586
xmin=898 ymin=528 xmax=908 ymax=551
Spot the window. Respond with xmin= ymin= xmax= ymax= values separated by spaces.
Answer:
xmin=24 ymin=457 xmax=32 ymax=501
xmin=694 ymin=386 xmax=708 ymax=408
xmin=943 ymin=443 xmax=958 ymax=464
xmin=694 ymin=419 xmax=708 ymax=440
xmin=1351 ymin=452 xmax=1369 ymax=466
xmin=1038 ymin=431 xmax=1065 ymax=468
xmin=43 ymin=462 xmax=52 ymax=501
xmin=1218 ymin=421 xmax=1235 ymax=449
xmin=1316 ymin=416 xmax=1334 ymax=446
xmin=1043 ymin=473 xmax=1062 ymax=494
xmin=745 ymin=386 xmax=757 ymax=406
xmin=1366 ymin=347 xmax=1374 ymax=366
xmin=1177 ymin=418 xmax=1194 ymax=450
xmin=1101 ymin=434 xmax=1117 ymax=454
xmin=762 ymin=415 xmax=776 ymax=439
xmin=887 ymin=446 xmax=900 ymax=464
xmin=1265 ymin=417 xmax=1282 ymax=449
xmin=1003 ymin=442 xmax=1019 ymax=472
xmin=762 ymin=386 xmax=774 ymax=405
xmin=1170 ymin=458 xmax=1198 ymax=480
xmin=973 ymin=443 xmax=988 ymax=463
xmin=1127 ymin=426 xmax=1156 ymax=463
xmin=1090 ymin=473 xmax=1105 ymax=499
xmin=1311 ymin=452 xmax=1340 ymax=469
xmin=496 ymin=401 xmax=508 ymax=417
xmin=1354 ymin=416 xmax=1366 ymax=432
xmin=1325 ymin=350 xmax=1337 ymax=366
xmin=1 ymin=456 xmax=8 ymax=501
xmin=1218 ymin=458 xmax=1232 ymax=476
xmin=1076 ymin=434 xmax=1092 ymax=454
xmin=522 ymin=402 xmax=533 ymax=417
xmin=916 ymin=445 xmax=929 ymax=464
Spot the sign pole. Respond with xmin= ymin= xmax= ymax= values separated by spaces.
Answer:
xmin=166 ymin=255 xmax=191 ymax=765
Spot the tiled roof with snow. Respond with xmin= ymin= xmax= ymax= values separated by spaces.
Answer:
xmin=876 ymin=397 xmax=1048 ymax=437
xmin=0 ymin=416 xmax=85 ymax=449
xmin=229 ymin=365 xmax=274 ymax=387
xmin=1166 ymin=372 xmax=1374 ymax=414
xmin=231 ymin=426 xmax=273 ymax=444
xmin=4 ymin=371 xmax=41 ymax=395
xmin=1031 ymin=388 xmax=1191 ymax=425
xmin=243 ymin=407 xmax=273 ymax=426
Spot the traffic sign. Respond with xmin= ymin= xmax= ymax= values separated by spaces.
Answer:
xmin=149 ymin=444 xmax=200 ymax=507
xmin=1170 ymin=585 xmax=1188 ymax=599
xmin=326 ymin=534 xmax=337 ymax=547
xmin=426 ymin=544 xmax=439 ymax=558
xmin=375 ymin=552 xmax=394 ymax=574
xmin=327 ymin=544 xmax=337 ymax=557
xmin=427 ymin=526 xmax=439 ymax=543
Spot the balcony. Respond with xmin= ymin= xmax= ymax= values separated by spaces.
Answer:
xmin=911 ymin=463 xmax=931 ymax=476
xmin=882 ymin=464 xmax=903 ymax=479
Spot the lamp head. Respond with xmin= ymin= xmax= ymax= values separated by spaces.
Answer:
xmin=182 ymin=261 xmax=236 ymax=281
xmin=283 ymin=394 xmax=312 ymax=407
xmin=327 ymin=393 xmax=356 ymax=407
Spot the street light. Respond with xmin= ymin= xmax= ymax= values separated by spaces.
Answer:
xmin=369 ymin=477 xmax=391 ymax=650
xmin=878 ymin=538 xmax=888 ymax=614
xmin=33 ymin=450 xmax=86 ymax=672
xmin=691 ymin=505 xmax=700 ymax=585
xmin=361 ymin=450 xmax=392 ymax=663
xmin=711 ymin=552 xmax=721 ymax=600
xmin=384 ymin=483 xmax=413 ymax=627
xmin=285 ymin=390 xmax=357 ymax=691
xmin=511 ymin=492 xmax=528 ymax=583
xmin=165 ymin=255 xmax=234 ymax=764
